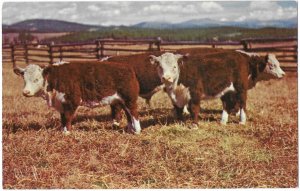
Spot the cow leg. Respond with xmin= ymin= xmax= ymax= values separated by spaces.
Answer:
xmin=122 ymin=101 xmax=141 ymax=134
xmin=173 ymin=104 xmax=184 ymax=120
xmin=110 ymin=103 xmax=122 ymax=128
xmin=61 ymin=106 xmax=77 ymax=135
xmin=183 ymin=104 xmax=190 ymax=115
xmin=188 ymin=98 xmax=200 ymax=129
xmin=220 ymin=94 xmax=231 ymax=125
xmin=239 ymin=108 xmax=247 ymax=125
xmin=60 ymin=113 xmax=67 ymax=130
xmin=220 ymin=110 xmax=229 ymax=125
xmin=237 ymin=90 xmax=247 ymax=125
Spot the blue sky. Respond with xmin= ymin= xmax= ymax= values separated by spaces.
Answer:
xmin=2 ymin=1 xmax=298 ymax=26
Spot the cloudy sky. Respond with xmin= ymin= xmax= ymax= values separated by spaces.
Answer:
xmin=2 ymin=1 xmax=298 ymax=26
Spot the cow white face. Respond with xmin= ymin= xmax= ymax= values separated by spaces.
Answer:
xmin=14 ymin=64 xmax=45 ymax=97
xmin=264 ymin=54 xmax=285 ymax=78
xmin=149 ymin=53 xmax=184 ymax=85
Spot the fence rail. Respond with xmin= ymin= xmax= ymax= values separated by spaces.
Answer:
xmin=2 ymin=37 xmax=297 ymax=72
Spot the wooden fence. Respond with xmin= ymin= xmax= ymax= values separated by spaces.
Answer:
xmin=2 ymin=37 xmax=297 ymax=71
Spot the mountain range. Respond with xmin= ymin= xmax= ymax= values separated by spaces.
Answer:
xmin=3 ymin=18 xmax=297 ymax=33
xmin=133 ymin=18 xmax=297 ymax=29
xmin=3 ymin=19 xmax=103 ymax=33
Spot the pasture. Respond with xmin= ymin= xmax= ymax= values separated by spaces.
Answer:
xmin=2 ymin=59 xmax=298 ymax=188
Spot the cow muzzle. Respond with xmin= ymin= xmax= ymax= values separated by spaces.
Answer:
xmin=23 ymin=90 xmax=33 ymax=97
xmin=277 ymin=70 xmax=286 ymax=78
xmin=162 ymin=75 xmax=174 ymax=84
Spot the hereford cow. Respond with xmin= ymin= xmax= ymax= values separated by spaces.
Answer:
xmin=149 ymin=51 xmax=285 ymax=126
xmin=104 ymin=52 xmax=165 ymax=126
xmin=107 ymin=49 xmax=233 ymax=121
xmin=13 ymin=61 xmax=141 ymax=135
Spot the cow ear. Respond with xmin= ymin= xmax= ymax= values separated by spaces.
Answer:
xmin=176 ymin=53 xmax=189 ymax=66
xmin=42 ymin=66 xmax=52 ymax=78
xmin=149 ymin=55 xmax=159 ymax=66
xmin=39 ymin=64 xmax=48 ymax=69
xmin=13 ymin=67 xmax=25 ymax=76
xmin=265 ymin=54 xmax=269 ymax=63
xmin=249 ymin=57 xmax=259 ymax=81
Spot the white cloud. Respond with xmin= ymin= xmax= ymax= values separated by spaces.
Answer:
xmin=235 ymin=16 xmax=247 ymax=22
xmin=220 ymin=18 xmax=228 ymax=22
xmin=248 ymin=2 xmax=297 ymax=21
xmin=2 ymin=1 xmax=297 ymax=26
xmin=250 ymin=1 xmax=279 ymax=10
xmin=200 ymin=2 xmax=223 ymax=12
xmin=58 ymin=3 xmax=77 ymax=15
xmin=87 ymin=5 xmax=100 ymax=12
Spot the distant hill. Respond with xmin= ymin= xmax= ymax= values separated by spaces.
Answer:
xmin=3 ymin=17 xmax=297 ymax=33
xmin=133 ymin=17 xmax=297 ymax=29
xmin=133 ymin=21 xmax=175 ymax=29
xmin=3 ymin=19 xmax=103 ymax=33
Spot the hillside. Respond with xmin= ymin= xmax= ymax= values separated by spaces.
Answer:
xmin=47 ymin=27 xmax=297 ymax=43
xmin=133 ymin=17 xmax=297 ymax=29
xmin=3 ymin=17 xmax=297 ymax=33
xmin=3 ymin=19 xmax=102 ymax=33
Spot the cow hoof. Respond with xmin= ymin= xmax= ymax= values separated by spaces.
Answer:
xmin=63 ymin=131 xmax=71 ymax=136
xmin=188 ymin=123 xmax=198 ymax=130
xmin=183 ymin=106 xmax=190 ymax=115
xmin=239 ymin=121 xmax=246 ymax=125
xmin=125 ymin=125 xmax=141 ymax=135
xmin=112 ymin=120 xmax=120 ymax=128
xmin=220 ymin=120 xmax=227 ymax=125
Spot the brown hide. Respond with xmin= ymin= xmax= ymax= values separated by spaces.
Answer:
xmin=107 ymin=49 xmax=232 ymax=96
xmin=179 ymin=51 xmax=249 ymax=96
xmin=222 ymin=53 xmax=267 ymax=113
xmin=178 ymin=50 xmax=267 ymax=114
xmin=43 ymin=61 xmax=139 ymax=108
xmin=107 ymin=52 xmax=163 ymax=95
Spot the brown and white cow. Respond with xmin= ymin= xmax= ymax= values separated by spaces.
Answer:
xmin=14 ymin=61 xmax=141 ymax=134
xmin=107 ymin=49 xmax=238 ymax=120
xmin=149 ymin=51 xmax=285 ymax=126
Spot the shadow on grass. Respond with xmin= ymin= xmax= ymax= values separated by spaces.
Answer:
xmin=2 ymin=118 xmax=61 ymax=133
xmin=3 ymin=107 xmax=223 ymax=134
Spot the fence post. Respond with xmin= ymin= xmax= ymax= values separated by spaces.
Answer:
xmin=241 ymin=40 xmax=248 ymax=51
xmin=148 ymin=42 xmax=153 ymax=51
xmin=59 ymin=46 xmax=63 ymax=61
xmin=156 ymin=37 xmax=161 ymax=51
xmin=11 ymin=44 xmax=16 ymax=68
xmin=100 ymin=41 xmax=104 ymax=57
xmin=96 ymin=40 xmax=101 ymax=60
xmin=48 ymin=42 xmax=54 ymax=64
xmin=24 ymin=44 xmax=29 ymax=64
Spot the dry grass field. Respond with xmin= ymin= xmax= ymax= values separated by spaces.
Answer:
xmin=2 ymin=60 xmax=298 ymax=188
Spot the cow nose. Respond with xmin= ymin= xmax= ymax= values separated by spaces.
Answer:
xmin=162 ymin=75 xmax=173 ymax=83
xmin=23 ymin=90 xmax=30 ymax=96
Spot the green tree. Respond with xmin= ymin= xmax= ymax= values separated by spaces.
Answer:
xmin=18 ymin=32 xmax=34 ymax=43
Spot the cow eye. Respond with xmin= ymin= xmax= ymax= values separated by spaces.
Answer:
xmin=34 ymin=79 xmax=39 ymax=83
